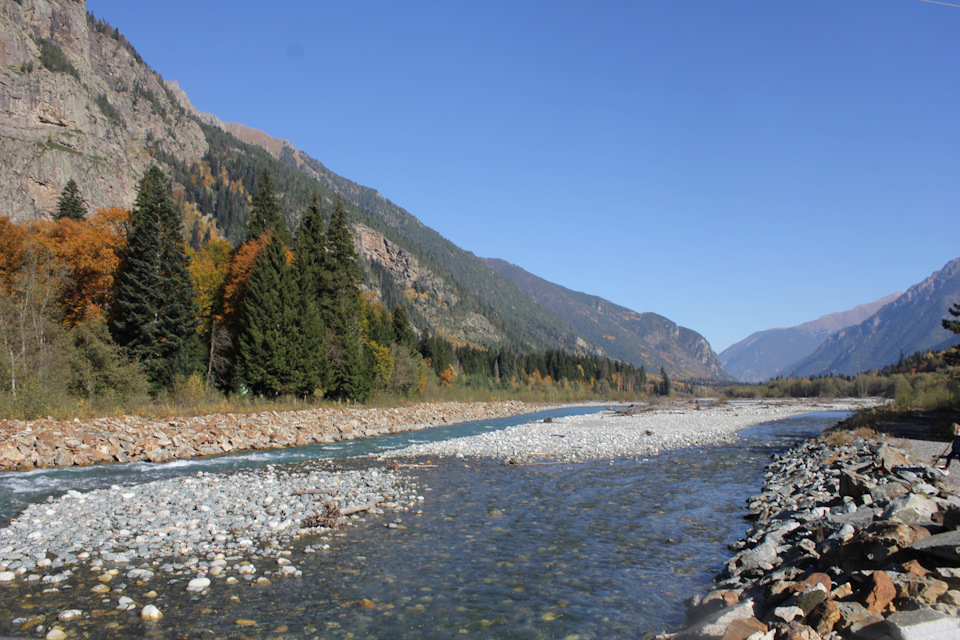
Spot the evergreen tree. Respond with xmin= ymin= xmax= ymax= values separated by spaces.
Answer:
xmin=236 ymin=234 xmax=300 ymax=396
xmin=246 ymin=170 xmax=290 ymax=244
xmin=659 ymin=366 xmax=671 ymax=396
xmin=292 ymin=194 xmax=329 ymax=395
xmin=321 ymin=197 xmax=369 ymax=401
xmin=942 ymin=303 xmax=960 ymax=366
xmin=55 ymin=179 xmax=87 ymax=221
xmin=392 ymin=302 xmax=417 ymax=353
xmin=110 ymin=166 xmax=198 ymax=391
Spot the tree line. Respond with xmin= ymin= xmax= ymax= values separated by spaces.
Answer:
xmin=0 ymin=166 xmax=664 ymax=418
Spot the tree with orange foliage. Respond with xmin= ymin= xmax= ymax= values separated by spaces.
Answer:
xmin=218 ymin=233 xmax=270 ymax=332
xmin=0 ymin=217 xmax=29 ymax=293
xmin=189 ymin=238 xmax=235 ymax=389
xmin=31 ymin=208 xmax=130 ymax=326
xmin=439 ymin=364 xmax=456 ymax=387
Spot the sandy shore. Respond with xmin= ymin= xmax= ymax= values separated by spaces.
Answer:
xmin=380 ymin=398 xmax=883 ymax=462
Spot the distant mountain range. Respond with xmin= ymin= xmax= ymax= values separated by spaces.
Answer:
xmin=0 ymin=0 xmax=728 ymax=382
xmin=785 ymin=258 xmax=960 ymax=378
xmin=720 ymin=294 xmax=901 ymax=382
xmin=722 ymin=258 xmax=960 ymax=381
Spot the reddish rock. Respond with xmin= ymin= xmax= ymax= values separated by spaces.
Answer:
xmin=863 ymin=571 xmax=896 ymax=615
xmin=893 ymin=572 xmax=950 ymax=605
xmin=901 ymin=559 xmax=930 ymax=577
xmin=720 ymin=617 xmax=767 ymax=640
xmin=792 ymin=573 xmax=832 ymax=595
xmin=807 ymin=600 xmax=841 ymax=636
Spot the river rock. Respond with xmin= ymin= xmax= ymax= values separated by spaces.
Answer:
xmin=141 ymin=604 xmax=162 ymax=620
xmin=186 ymin=577 xmax=210 ymax=592
xmin=679 ymin=598 xmax=757 ymax=639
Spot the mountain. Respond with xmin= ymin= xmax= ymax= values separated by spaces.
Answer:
xmin=484 ymin=259 xmax=730 ymax=382
xmin=0 ymin=0 xmax=207 ymax=221
xmin=0 ymin=0 xmax=730 ymax=382
xmin=784 ymin=258 xmax=960 ymax=377
xmin=720 ymin=293 xmax=901 ymax=383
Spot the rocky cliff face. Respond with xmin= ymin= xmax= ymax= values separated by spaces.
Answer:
xmin=0 ymin=0 xmax=206 ymax=221
xmin=353 ymin=222 xmax=501 ymax=346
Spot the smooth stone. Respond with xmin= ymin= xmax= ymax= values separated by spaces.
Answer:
xmin=141 ymin=604 xmax=163 ymax=621
xmin=186 ymin=577 xmax=211 ymax=592
xmin=57 ymin=609 xmax=83 ymax=621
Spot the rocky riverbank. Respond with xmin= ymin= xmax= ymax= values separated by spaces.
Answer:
xmin=0 ymin=456 xmax=424 ymax=638
xmin=0 ymin=400 xmax=537 ymax=472
xmin=667 ymin=431 xmax=960 ymax=639
xmin=379 ymin=399 xmax=879 ymax=462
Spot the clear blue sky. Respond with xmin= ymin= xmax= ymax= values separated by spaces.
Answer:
xmin=86 ymin=0 xmax=959 ymax=353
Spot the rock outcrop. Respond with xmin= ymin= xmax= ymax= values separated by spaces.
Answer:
xmin=0 ymin=0 xmax=206 ymax=221
xmin=669 ymin=435 xmax=960 ymax=639
xmin=353 ymin=222 xmax=502 ymax=345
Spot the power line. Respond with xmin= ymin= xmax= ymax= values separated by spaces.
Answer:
xmin=918 ymin=0 xmax=960 ymax=7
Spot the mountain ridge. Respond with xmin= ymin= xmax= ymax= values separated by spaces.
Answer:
xmin=785 ymin=259 xmax=960 ymax=377
xmin=720 ymin=293 xmax=901 ymax=383
xmin=484 ymin=258 xmax=730 ymax=382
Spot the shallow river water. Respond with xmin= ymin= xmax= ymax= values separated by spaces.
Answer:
xmin=0 ymin=408 xmax=847 ymax=639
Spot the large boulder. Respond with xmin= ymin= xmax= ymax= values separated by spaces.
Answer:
xmin=909 ymin=530 xmax=960 ymax=565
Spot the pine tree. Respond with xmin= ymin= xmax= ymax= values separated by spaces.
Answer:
xmin=292 ymin=194 xmax=329 ymax=396
xmin=659 ymin=366 xmax=671 ymax=396
xmin=245 ymin=170 xmax=290 ymax=244
xmin=236 ymin=234 xmax=300 ymax=396
xmin=321 ymin=197 xmax=369 ymax=401
xmin=392 ymin=302 xmax=417 ymax=353
xmin=110 ymin=166 xmax=198 ymax=391
xmin=942 ymin=303 xmax=960 ymax=366
xmin=55 ymin=179 xmax=87 ymax=221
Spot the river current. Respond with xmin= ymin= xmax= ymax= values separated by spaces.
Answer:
xmin=0 ymin=407 xmax=847 ymax=639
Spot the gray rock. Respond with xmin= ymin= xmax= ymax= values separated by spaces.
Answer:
xmin=883 ymin=607 xmax=960 ymax=640
xmin=882 ymin=493 xmax=940 ymax=525
xmin=909 ymin=530 xmax=960 ymax=565
xmin=677 ymin=598 xmax=758 ymax=639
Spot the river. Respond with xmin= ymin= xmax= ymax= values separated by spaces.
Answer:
xmin=0 ymin=407 xmax=847 ymax=639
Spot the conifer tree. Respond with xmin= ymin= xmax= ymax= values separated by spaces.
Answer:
xmin=110 ymin=166 xmax=198 ymax=391
xmin=292 ymin=194 xmax=329 ymax=395
xmin=659 ymin=366 xmax=671 ymax=396
xmin=236 ymin=234 xmax=300 ymax=396
xmin=55 ymin=179 xmax=87 ymax=221
xmin=321 ymin=197 xmax=370 ymax=401
xmin=392 ymin=302 xmax=416 ymax=353
xmin=245 ymin=170 xmax=290 ymax=245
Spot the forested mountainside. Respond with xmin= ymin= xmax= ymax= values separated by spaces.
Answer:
xmin=484 ymin=259 xmax=730 ymax=382
xmin=720 ymin=293 xmax=901 ymax=383
xmin=0 ymin=0 xmax=730 ymax=381
xmin=785 ymin=258 xmax=960 ymax=377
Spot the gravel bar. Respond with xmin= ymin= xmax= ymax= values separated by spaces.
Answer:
xmin=378 ymin=399 xmax=883 ymax=462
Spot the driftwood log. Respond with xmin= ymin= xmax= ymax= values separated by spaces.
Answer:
xmin=301 ymin=497 xmax=385 ymax=529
